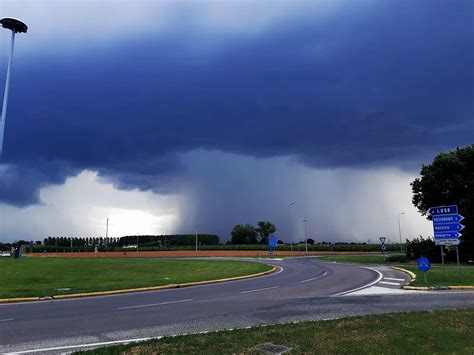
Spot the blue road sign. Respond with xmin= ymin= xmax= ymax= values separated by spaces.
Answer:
xmin=268 ymin=250 xmax=273 ymax=255
xmin=432 ymin=214 xmax=464 ymax=224
xmin=417 ymin=257 xmax=431 ymax=272
xmin=434 ymin=231 xmax=462 ymax=239
xmin=429 ymin=205 xmax=458 ymax=215
xmin=380 ymin=245 xmax=387 ymax=252
xmin=269 ymin=235 xmax=278 ymax=248
xmin=433 ymin=223 xmax=464 ymax=232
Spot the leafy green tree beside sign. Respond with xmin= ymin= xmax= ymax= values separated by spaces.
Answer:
xmin=411 ymin=145 xmax=473 ymax=260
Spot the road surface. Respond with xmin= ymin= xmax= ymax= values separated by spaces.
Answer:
xmin=1 ymin=257 xmax=473 ymax=354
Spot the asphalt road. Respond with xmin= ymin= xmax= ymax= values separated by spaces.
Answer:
xmin=1 ymin=257 xmax=473 ymax=354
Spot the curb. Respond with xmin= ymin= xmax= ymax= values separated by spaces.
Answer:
xmin=0 ymin=265 xmax=277 ymax=304
xmin=403 ymin=285 xmax=474 ymax=291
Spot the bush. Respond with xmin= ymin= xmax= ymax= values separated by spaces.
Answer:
xmin=385 ymin=254 xmax=407 ymax=263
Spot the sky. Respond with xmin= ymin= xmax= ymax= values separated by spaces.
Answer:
xmin=0 ymin=0 xmax=472 ymax=243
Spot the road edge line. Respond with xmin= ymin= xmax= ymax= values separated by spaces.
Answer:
xmin=0 ymin=265 xmax=277 ymax=304
xmin=332 ymin=266 xmax=383 ymax=296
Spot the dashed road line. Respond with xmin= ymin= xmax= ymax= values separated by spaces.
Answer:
xmin=300 ymin=271 xmax=328 ymax=283
xmin=384 ymin=277 xmax=405 ymax=282
xmin=379 ymin=281 xmax=400 ymax=286
xmin=116 ymin=299 xmax=193 ymax=310
xmin=0 ymin=318 xmax=13 ymax=322
xmin=240 ymin=286 xmax=279 ymax=294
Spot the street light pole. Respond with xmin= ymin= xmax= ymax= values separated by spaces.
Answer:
xmin=398 ymin=212 xmax=405 ymax=253
xmin=0 ymin=18 xmax=27 ymax=158
xmin=288 ymin=202 xmax=295 ymax=252
xmin=303 ymin=217 xmax=308 ymax=253
xmin=195 ymin=227 xmax=198 ymax=252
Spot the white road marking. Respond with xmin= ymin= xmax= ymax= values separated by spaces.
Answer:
xmin=332 ymin=267 xmax=383 ymax=296
xmin=379 ymin=281 xmax=400 ymax=286
xmin=116 ymin=299 xmax=193 ymax=310
xmin=0 ymin=318 xmax=13 ymax=322
xmin=384 ymin=277 xmax=405 ymax=281
xmin=342 ymin=286 xmax=419 ymax=296
xmin=240 ymin=286 xmax=279 ymax=294
xmin=300 ymin=271 xmax=328 ymax=283
xmin=7 ymin=337 xmax=155 ymax=354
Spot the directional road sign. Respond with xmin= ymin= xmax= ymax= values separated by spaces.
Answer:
xmin=417 ymin=257 xmax=430 ymax=272
xmin=432 ymin=214 xmax=464 ymax=224
xmin=380 ymin=244 xmax=387 ymax=252
xmin=433 ymin=223 xmax=465 ymax=232
xmin=429 ymin=205 xmax=458 ymax=215
xmin=435 ymin=239 xmax=461 ymax=246
xmin=434 ymin=231 xmax=462 ymax=239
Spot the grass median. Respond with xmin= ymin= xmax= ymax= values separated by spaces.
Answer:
xmin=402 ymin=265 xmax=474 ymax=287
xmin=77 ymin=309 xmax=474 ymax=354
xmin=0 ymin=258 xmax=272 ymax=299
xmin=317 ymin=254 xmax=394 ymax=264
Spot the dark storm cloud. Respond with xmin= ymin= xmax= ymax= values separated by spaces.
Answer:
xmin=0 ymin=0 xmax=472 ymax=206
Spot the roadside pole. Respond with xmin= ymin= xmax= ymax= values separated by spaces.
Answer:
xmin=456 ymin=246 xmax=461 ymax=279
xmin=440 ymin=245 xmax=445 ymax=273
xmin=195 ymin=228 xmax=198 ymax=252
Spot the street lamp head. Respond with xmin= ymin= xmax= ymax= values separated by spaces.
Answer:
xmin=400 ymin=212 xmax=405 ymax=215
xmin=1 ymin=18 xmax=28 ymax=33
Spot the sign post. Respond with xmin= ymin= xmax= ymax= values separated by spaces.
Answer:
xmin=429 ymin=205 xmax=463 ymax=277
xmin=417 ymin=256 xmax=430 ymax=283
xmin=379 ymin=237 xmax=387 ymax=255
xmin=268 ymin=235 xmax=278 ymax=256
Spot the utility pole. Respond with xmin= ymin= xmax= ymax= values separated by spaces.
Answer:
xmin=398 ymin=212 xmax=405 ymax=253
xmin=303 ymin=217 xmax=308 ymax=253
xmin=195 ymin=228 xmax=198 ymax=252
xmin=288 ymin=202 xmax=295 ymax=252
xmin=105 ymin=218 xmax=109 ymax=251
xmin=0 ymin=18 xmax=27 ymax=158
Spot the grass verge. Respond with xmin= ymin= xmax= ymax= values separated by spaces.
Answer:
xmin=403 ymin=265 xmax=474 ymax=287
xmin=317 ymin=254 xmax=396 ymax=264
xmin=76 ymin=309 xmax=474 ymax=354
xmin=0 ymin=258 xmax=272 ymax=298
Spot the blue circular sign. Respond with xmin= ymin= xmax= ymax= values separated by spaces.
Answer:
xmin=380 ymin=245 xmax=387 ymax=252
xmin=269 ymin=235 xmax=278 ymax=248
xmin=417 ymin=257 xmax=431 ymax=272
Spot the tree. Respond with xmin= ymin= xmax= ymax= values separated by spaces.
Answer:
xmin=231 ymin=224 xmax=258 ymax=244
xmin=307 ymin=238 xmax=315 ymax=245
xmin=411 ymin=145 xmax=474 ymax=261
xmin=255 ymin=221 xmax=276 ymax=244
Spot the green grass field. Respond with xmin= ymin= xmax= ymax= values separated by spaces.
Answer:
xmin=0 ymin=258 xmax=272 ymax=298
xmin=404 ymin=265 xmax=474 ymax=287
xmin=77 ymin=309 xmax=474 ymax=354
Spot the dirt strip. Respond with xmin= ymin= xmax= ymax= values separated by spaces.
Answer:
xmin=29 ymin=250 xmax=379 ymax=258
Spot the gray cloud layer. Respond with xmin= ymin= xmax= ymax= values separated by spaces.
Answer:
xmin=0 ymin=0 xmax=472 ymax=207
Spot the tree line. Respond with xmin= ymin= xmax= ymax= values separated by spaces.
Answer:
xmin=41 ymin=234 xmax=220 ymax=248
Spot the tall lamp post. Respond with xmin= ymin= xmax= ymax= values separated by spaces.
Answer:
xmin=398 ymin=212 xmax=405 ymax=253
xmin=0 ymin=18 xmax=27 ymax=158
xmin=195 ymin=227 xmax=198 ymax=252
xmin=303 ymin=217 xmax=308 ymax=253
xmin=288 ymin=202 xmax=295 ymax=252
